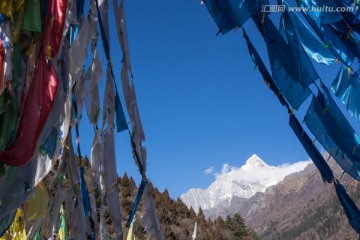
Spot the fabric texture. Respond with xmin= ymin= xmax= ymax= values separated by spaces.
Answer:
xmin=203 ymin=0 xmax=268 ymax=34
xmin=243 ymin=29 xmax=289 ymax=108
xmin=0 ymin=55 xmax=58 ymax=166
xmin=141 ymin=183 xmax=165 ymax=240
xmin=335 ymin=179 xmax=360 ymax=234
xmin=115 ymin=90 xmax=128 ymax=132
xmin=301 ymin=9 xmax=355 ymax=67
xmin=280 ymin=10 xmax=319 ymax=86
xmin=253 ymin=14 xmax=311 ymax=110
xmin=289 ymin=114 xmax=333 ymax=183
xmin=83 ymin=50 xmax=102 ymax=125
xmin=0 ymin=21 xmax=13 ymax=89
xmin=126 ymin=216 xmax=136 ymax=240
xmin=40 ymin=128 xmax=58 ymax=159
xmin=42 ymin=0 xmax=67 ymax=59
xmin=333 ymin=0 xmax=360 ymax=34
xmin=80 ymin=167 xmax=91 ymax=217
xmin=0 ymin=211 xmax=16 ymax=239
xmin=126 ymin=180 xmax=147 ymax=228
xmin=331 ymin=67 xmax=360 ymax=122
xmin=0 ymin=39 xmax=4 ymax=94
xmin=22 ymin=0 xmax=41 ymax=32
xmin=26 ymin=181 xmax=49 ymax=221
xmin=0 ymin=208 xmax=26 ymax=240
xmin=305 ymin=89 xmax=360 ymax=180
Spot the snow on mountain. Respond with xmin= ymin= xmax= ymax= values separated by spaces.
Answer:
xmin=180 ymin=154 xmax=311 ymax=212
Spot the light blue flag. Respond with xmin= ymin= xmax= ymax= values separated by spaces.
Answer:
xmin=301 ymin=5 xmax=355 ymax=66
xmin=243 ymin=29 xmax=289 ymax=108
xmin=333 ymin=0 xmax=360 ymax=34
xmin=305 ymin=89 xmax=360 ymax=180
xmin=253 ymin=14 xmax=311 ymax=110
xmin=280 ymin=11 xmax=320 ymax=87
xmin=284 ymin=10 xmax=336 ymax=65
xmin=331 ymin=66 xmax=360 ymax=122
xmin=329 ymin=23 xmax=360 ymax=60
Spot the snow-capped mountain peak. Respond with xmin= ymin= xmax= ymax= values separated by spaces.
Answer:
xmin=242 ymin=154 xmax=272 ymax=170
xmin=180 ymin=155 xmax=311 ymax=212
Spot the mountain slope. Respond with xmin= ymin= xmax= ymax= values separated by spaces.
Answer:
xmin=207 ymin=157 xmax=360 ymax=239
xmin=181 ymin=154 xmax=310 ymax=212
xmin=245 ymin=159 xmax=359 ymax=240
xmin=117 ymin=173 xmax=260 ymax=239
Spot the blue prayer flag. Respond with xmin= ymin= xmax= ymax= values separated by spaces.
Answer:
xmin=204 ymin=0 xmax=268 ymax=34
xmin=334 ymin=179 xmax=360 ymax=234
xmin=289 ymin=115 xmax=333 ymax=183
xmin=80 ymin=167 xmax=91 ymax=217
xmin=115 ymin=90 xmax=128 ymax=132
xmin=331 ymin=67 xmax=360 ymax=123
xmin=333 ymin=0 xmax=360 ymax=34
xmin=126 ymin=180 xmax=147 ymax=228
xmin=301 ymin=8 xmax=355 ymax=66
xmin=305 ymin=89 xmax=360 ymax=180
xmin=0 ymin=14 xmax=7 ymax=26
xmin=253 ymin=14 xmax=311 ymax=110
xmin=281 ymin=11 xmax=319 ymax=86
xmin=243 ymin=30 xmax=289 ymax=108
xmin=40 ymin=128 xmax=58 ymax=159
xmin=283 ymin=10 xmax=336 ymax=65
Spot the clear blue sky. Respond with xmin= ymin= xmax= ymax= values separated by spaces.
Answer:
xmin=78 ymin=0 xmax=360 ymax=199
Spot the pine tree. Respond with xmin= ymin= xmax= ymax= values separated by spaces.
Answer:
xmin=216 ymin=216 xmax=225 ymax=228
xmin=225 ymin=215 xmax=232 ymax=229
xmin=189 ymin=207 xmax=196 ymax=219
xmin=129 ymin=176 xmax=136 ymax=189
xmin=225 ymin=213 xmax=249 ymax=239
xmin=197 ymin=207 xmax=207 ymax=228
xmin=175 ymin=198 xmax=188 ymax=219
